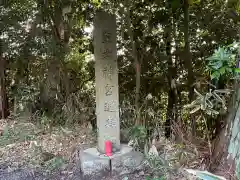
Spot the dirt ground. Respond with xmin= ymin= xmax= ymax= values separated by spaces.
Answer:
xmin=0 ymin=164 xmax=150 ymax=180
xmin=0 ymin=118 xmax=233 ymax=180
xmin=0 ymin=119 xmax=154 ymax=180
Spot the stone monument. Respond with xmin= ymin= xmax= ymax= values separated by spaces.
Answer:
xmin=79 ymin=10 xmax=144 ymax=176
xmin=94 ymin=10 xmax=120 ymax=153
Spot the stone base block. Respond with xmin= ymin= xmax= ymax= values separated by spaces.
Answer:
xmin=80 ymin=148 xmax=110 ymax=175
xmin=111 ymin=144 xmax=145 ymax=175
xmin=79 ymin=144 xmax=145 ymax=176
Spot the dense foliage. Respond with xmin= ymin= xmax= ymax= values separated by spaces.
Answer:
xmin=1 ymin=0 xmax=240 ymax=155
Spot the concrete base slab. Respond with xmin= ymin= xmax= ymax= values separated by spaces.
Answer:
xmin=80 ymin=144 xmax=145 ymax=176
xmin=80 ymin=148 xmax=110 ymax=175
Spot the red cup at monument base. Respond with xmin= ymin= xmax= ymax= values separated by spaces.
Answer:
xmin=105 ymin=140 xmax=112 ymax=156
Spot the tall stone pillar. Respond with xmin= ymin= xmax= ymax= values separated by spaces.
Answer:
xmin=94 ymin=11 xmax=120 ymax=153
xmin=80 ymin=11 xmax=144 ymax=176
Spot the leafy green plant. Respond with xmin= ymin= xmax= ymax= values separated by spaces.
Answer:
xmin=206 ymin=43 xmax=240 ymax=80
xmin=185 ymin=88 xmax=232 ymax=140
xmin=128 ymin=125 xmax=148 ymax=151
xmin=39 ymin=112 xmax=51 ymax=126
xmin=13 ymin=84 xmax=41 ymax=112
xmin=185 ymin=88 xmax=231 ymax=116
xmin=146 ymin=154 xmax=171 ymax=177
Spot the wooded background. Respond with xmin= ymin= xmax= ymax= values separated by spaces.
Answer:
xmin=1 ymin=0 xmax=240 ymax=173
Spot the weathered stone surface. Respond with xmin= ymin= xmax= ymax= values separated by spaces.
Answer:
xmin=111 ymin=145 xmax=145 ymax=174
xmin=80 ymin=148 xmax=110 ymax=175
xmin=81 ymin=11 xmax=145 ymax=177
xmin=80 ymin=145 xmax=145 ymax=176
xmin=94 ymin=10 xmax=120 ymax=153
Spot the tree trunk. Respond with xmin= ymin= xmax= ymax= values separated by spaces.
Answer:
xmin=226 ymin=89 xmax=240 ymax=176
xmin=40 ymin=1 xmax=72 ymax=108
xmin=52 ymin=2 xmax=71 ymax=99
xmin=209 ymin=77 xmax=226 ymax=139
xmin=42 ymin=57 xmax=61 ymax=109
xmin=210 ymin=62 xmax=240 ymax=177
xmin=183 ymin=0 xmax=195 ymax=136
xmin=173 ymin=12 xmax=182 ymax=124
xmin=210 ymin=85 xmax=238 ymax=175
xmin=125 ymin=2 xmax=141 ymax=125
xmin=16 ymin=12 xmax=41 ymax=86
xmin=164 ymin=3 xmax=177 ymax=138
xmin=0 ymin=40 xmax=9 ymax=119
xmin=165 ymin=89 xmax=176 ymax=138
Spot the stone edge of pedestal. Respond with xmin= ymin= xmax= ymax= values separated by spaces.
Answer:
xmin=79 ymin=144 xmax=146 ymax=176
xmin=79 ymin=147 xmax=110 ymax=175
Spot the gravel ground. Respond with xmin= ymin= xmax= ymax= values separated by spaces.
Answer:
xmin=0 ymin=164 xmax=150 ymax=180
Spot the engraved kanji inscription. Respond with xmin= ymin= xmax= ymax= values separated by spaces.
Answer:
xmin=101 ymin=48 xmax=112 ymax=59
xmin=105 ymin=116 xmax=117 ymax=128
xmin=94 ymin=11 xmax=120 ymax=153
xmin=102 ymin=30 xmax=111 ymax=43
xmin=104 ymin=100 xmax=118 ymax=112
xmin=105 ymin=84 xmax=114 ymax=96
xmin=102 ymin=65 xmax=113 ymax=80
